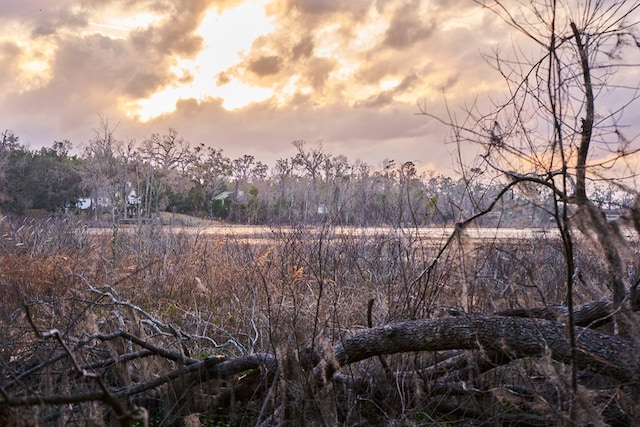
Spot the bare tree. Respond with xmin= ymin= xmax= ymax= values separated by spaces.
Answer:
xmin=419 ymin=0 xmax=640 ymax=413
xmin=81 ymin=117 xmax=125 ymax=222
xmin=139 ymin=128 xmax=190 ymax=173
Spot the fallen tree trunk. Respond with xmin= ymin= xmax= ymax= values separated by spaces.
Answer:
xmin=5 ymin=311 xmax=639 ymax=425
xmin=495 ymin=289 xmax=640 ymax=327
xmin=315 ymin=316 xmax=640 ymax=384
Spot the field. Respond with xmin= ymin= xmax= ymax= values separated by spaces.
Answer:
xmin=0 ymin=216 xmax=638 ymax=426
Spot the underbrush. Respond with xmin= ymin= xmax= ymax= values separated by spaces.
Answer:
xmin=0 ymin=217 xmax=635 ymax=426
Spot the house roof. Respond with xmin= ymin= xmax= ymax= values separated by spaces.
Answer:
xmin=213 ymin=191 xmax=233 ymax=200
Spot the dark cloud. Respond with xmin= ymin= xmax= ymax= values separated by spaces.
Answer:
xmin=440 ymin=73 xmax=461 ymax=91
xmin=285 ymin=0 xmax=372 ymax=17
xmin=32 ymin=9 xmax=89 ymax=36
xmin=53 ymin=33 xmax=168 ymax=95
xmin=146 ymin=95 xmax=441 ymax=170
xmin=0 ymin=42 xmax=21 ymax=91
xmin=157 ymin=96 xmax=227 ymax=123
xmin=356 ymin=91 xmax=394 ymax=109
xmin=248 ymin=55 xmax=282 ymax=76
xmin=396 ymin=73 xmax=419 ymax=92
xmin=292 ymin=35 xmax=314 ymax=60
xmin=124 ymin=0 xmax=212 ymax=58
xmin=383 ymin=1 xmax=436 ymax=49
xmin=216 ymin=71 xmax=232 ymax=85
xmin=355 ymin=73 xmax=420 ymax=108
xmin=0 ymin=0 xmax=74 ymax=20
xmin=287 ymin=91 xmax=313 ymax=107
xmin=0 ymin=1 xmax=92 ymax=39
xmin=131 ymin=20 xmax=203 ymax=58
xmin=124 ymin=72 xmax=171 ymax=98
xmin=302 ymin=57 xmax=336 ymax=90
xmin=9 ymin=30 xmax=174 ymax=124
xmin=355 ymin=51 xmax=403 ymax=85
xmin=0 ymin=41 xmax=21 ymax=58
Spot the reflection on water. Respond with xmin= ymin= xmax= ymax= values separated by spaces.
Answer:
xmin=87 ymin=223 xmax=638 ymax=243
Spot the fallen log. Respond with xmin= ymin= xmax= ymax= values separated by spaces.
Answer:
xmin=495 ymin=284 xmax=640 ymax=328
xmin=314 ymin=316 xmax=640 ymax=384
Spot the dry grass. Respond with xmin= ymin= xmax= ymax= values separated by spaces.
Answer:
xmin=0 ymin=217 xmax=631 ymax=425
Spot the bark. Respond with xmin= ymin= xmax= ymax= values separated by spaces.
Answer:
xmin=5 ymin=314 xmax=639 ymax=425
xmin=314 ymin=316 xmax=639 ymax=384
xmin=497 ymin=288 xmax=640 ymax=327
xmin=570 ymin=21 xmax=594 ymax=203
xmin=196 ymin=353 xmax=278 ymax=383
xmin=497 ymin=299 xmax=612 ymax=327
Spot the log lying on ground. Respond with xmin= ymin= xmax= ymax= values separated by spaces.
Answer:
xmin=117 ymin=352 xmax=278 ymax=400
xmin=496 ymin=299 xmax=611 ymax=327
xmin=314 ymin=316 xmax=640 ymax=384
xmin=5 ymin=315 xmax=639 ymax=424
xmin=496 ymin=288 xmax=640 ymax=327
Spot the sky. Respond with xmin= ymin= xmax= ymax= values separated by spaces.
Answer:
xmin=1 ymin=0 xmax=639 ymax=175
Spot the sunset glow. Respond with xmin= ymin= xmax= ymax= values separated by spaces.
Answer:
xmin=90 ymin=12 xmax=160 ymax=38
xmin=1 ymin=0 xmax=637 ymax=173
xmin=124 ymin=0 xmax=275 ymax=121
xmin=14 ymin=41 xmax=56 ymax=93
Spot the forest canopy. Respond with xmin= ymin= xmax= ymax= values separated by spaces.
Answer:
xmin=0 ymin=127 xmax=631 ymax=227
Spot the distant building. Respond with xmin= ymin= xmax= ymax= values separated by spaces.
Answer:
xmin=213 ymin=190 xmax=246 ymax=203
xmin=604 ymin=209 xmax=624 ymax=221
xmin=76 ymin=198 xmax=92 ymax=210
xmin=75 ymin=182 xmax=141 ymax=218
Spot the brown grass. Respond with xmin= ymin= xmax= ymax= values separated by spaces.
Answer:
xmin=0 ymin=218 xmax=627 ymax=425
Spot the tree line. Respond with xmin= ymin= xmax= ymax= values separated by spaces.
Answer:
xmin=0 ymin=125 xmax=630 ymax=227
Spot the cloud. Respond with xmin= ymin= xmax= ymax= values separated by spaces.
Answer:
xmin=0 ymin=42 xmax=22 ymax=90
xmin=216 ymin=71 xmax=232 ymax=85
xmin=355 ymin=73 xmax=421 ymax=108
xmin=32 ymin=8 xmax=89 ymax=37
xmin=396 ymin=72 xmax=420 ymax=92
xmin=355 ymin=91 xmax=395 ymax=109
xmin=383 ymin=1 xmax=436 ymax=49
xmin=0 ymin=0 xmax=496 ymax=171
xmin=1 ymin=1 xmax=470 ymax=171
xmin=125 ymin=71 xmax=175 ymax=98
xmin=355 ymin=50 xmax=410 ymax=86
xmin=174 ymin=97 xmax=437 ymax=170
xmin=54 ymin=33 xmax=169 ymax=98
xmin=131 ymin=24 xmax=202 ymax=58
xmin=248 ymin=55 xmax=282 ymax=76
xmin=283 ymin=0 xmax=372 ymax=18
xmin=291 ymin=35 xmax=314 ymax=60
xmin=301 ymin=57 xmax=337 ymax=90
xmin=128 ymin=0 xmax=212 ymax=58
xmin=3 ymin=0 xmax=634 ymax=179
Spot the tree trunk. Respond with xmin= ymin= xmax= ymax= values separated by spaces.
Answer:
xmin=315 ymin=316 xmax=639 ymax=384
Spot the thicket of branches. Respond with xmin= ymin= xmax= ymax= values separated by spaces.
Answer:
xmin=2 ymin=0 xmax=640 ymax=426
xmin=1 ymin=217 xmax=638 ymax=426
